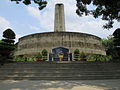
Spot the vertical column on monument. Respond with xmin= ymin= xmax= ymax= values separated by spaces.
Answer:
xmin=54 ymin=4 xmax=65 ymax=32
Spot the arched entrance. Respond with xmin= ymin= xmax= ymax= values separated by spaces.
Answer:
xmin=49 ymin=47 xmax=72 ymax=61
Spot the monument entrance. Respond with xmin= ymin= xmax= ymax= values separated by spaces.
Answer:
xmin=49 ymin=47 xmax=71 ymax=61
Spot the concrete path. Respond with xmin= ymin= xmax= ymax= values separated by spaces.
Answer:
xmin=0 ymin=79 xmax=120 ymax=90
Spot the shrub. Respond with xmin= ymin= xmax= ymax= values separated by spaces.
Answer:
xmin=80 ymin=51 xmax=87 ymax=61
xmin=35 ymin=53 xmax=43 ymax=61
xmin=87 ymin=54 xmax=112 ymax=62
xmin=42 ymin=49 xmax=48 ymax=61
xmin=74 ymin=49 xmax=80 ymax=61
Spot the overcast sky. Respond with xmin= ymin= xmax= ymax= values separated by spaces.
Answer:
xmin=0 ymin=0 xmax=120 ymax=42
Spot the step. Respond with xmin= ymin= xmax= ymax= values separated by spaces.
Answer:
xmin=0 ymin=68 xmax=118 ymax=73
xmin=1 ymin=67 xmax=120 ymax=71
xmin=0 ymin=71 xmax=120 ymax=77
xmin=4 ymin=61 xmax=120 ymax=66
xmin=0 ymin=70 xmax=120 ymax=74
xmin=0 ymin=62 xmax=120 ymax=80
xmin=3 ymin=62 xmax=120 ymax=69
xmin=2 ymin=64 xmax=120 ymax=68
xmin=0 ymin=75 xmax=120 ymax=80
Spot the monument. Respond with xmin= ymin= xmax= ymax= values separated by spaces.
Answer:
xmin=54 ymin=4 xmax=65 ymax=32
xmin=14 ymin=3 xmax=106 ymax=61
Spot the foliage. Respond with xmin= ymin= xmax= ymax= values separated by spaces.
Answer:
xmin=10 ymin=0 xmax=47 ymax=10
xmin=14 ymin=56 xmax=35 ymax=61
xmin=80 ymin=51 xmax=86 ymax=58
xmin=113 ymin=28 xmax=120 ymax=46
xmin=74 ymin=49 xmax=80 ymax=54
xmin=102 ymin=35 xmax=120 ymax=61
xmin=74 ymin=49 xmax=80 ymax=61
xmin=80 ymin=51 xmax=87 ymax=61
xmin=102 ymin=35 xmax=115 ymax=56
xmin=76 ymin=0 xmax=120 ymax=29
xmin=3 ymin=28 xmax=15 ymax=40
xmin=10 ymin=0 xmax=119 ymax=29
xmin=42 ymin=49 xmax=48 ymax=61
xmin=2 ymin=39 xmax=15 ymax=43
xmin=35 ymin=53 xmax=42 ymax=58
xmin=0 ymin=42 xmax=15 ymax=51
xmin=87 ymin=54 xmax=112 ymax=61
xmin=0 ymin=28 xmax=16 ymax=62
xmin=42 ymin=49 xmax=48 ymax=56
xmin=0 ymin=40 xmax=4 ymax=43
xmin=113 ymin=28 xmax=120 ymax=60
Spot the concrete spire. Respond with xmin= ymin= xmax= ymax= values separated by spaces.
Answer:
xmin=54 ymin=3 xmax=65 ymax=32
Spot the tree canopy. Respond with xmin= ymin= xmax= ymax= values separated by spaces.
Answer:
xmin=76 ymin=0 xmax=120 ymax=29
xmin=10 ymin=0 xmax=120 ymax=29
xmin=10 ymin=0 xmax=47 ymax=10
xmin=102 ymin=35 xmax=114 ymax=56
xmin=3 ymin=28 xmax=16 ymax=39
xmin=0 ymin=28 xmax=16 ymax=61
xmin=113 ymin=28 xmax=120 ymax=60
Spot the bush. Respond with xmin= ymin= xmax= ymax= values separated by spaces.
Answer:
xmin=74 ymin=49 xmax=80 ymax=61
xmin=80 ymin=51 xmax=87 ymax=61
xmin=42 ymin=49 xmax=48 ymax=61
xmin=74 ymin=49 xmax=80 ymax=54
xmin=87 ymin=54 xmax=112 ymax=62
xmin=35 ymin=53 xmax=43 ymax=61
xmin=42 ymin=49 xmax=48 ymax=56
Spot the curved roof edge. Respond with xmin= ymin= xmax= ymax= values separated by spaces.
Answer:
xmin=19 ymin=31 xmax=101 ymax=40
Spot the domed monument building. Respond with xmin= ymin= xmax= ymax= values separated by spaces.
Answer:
xmin=15 ymin=3 xmax=106 ymax=61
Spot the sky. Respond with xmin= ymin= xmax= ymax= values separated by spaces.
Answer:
xmin=0 ymin=0 xmax=120 ymax=42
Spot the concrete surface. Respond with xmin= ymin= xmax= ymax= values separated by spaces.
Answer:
xmin=0 ymin=79 xmax=120 ymax=90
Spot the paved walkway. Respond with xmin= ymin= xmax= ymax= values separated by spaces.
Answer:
xmin=0 ymin=79 xmax=120 ymax=90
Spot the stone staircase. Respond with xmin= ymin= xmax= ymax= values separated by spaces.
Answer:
xmin=0 ymin=61 xmax=120 ymax=80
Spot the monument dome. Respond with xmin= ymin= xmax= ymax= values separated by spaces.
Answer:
xmin=15 ymin=3 xmax=106 ymax=61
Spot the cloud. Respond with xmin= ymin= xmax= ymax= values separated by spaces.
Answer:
xmin=26 ymin=5 xmax=54 ymax=31
xmin=27 ymin=6 xmax=41 ymax=20
xmin=15 ymin=34 xmax=22 ymax=42
xmin=26 ymin=0 xmax=120 ymax=38
xmin=0 ymin=16 xmax=21 ymax=42
xmin=29 ymin=25 xmax=39 ymax=31
xmin=0 ymin=16 xmax=11 ymax=38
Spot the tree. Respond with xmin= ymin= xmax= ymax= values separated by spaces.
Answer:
xmin=10 ymin=0 xmax=119 ymax=29
xmin=113 ymin=28 xmax=120 ymax=60
xmin=76 ymin=0 xmax=120 ymax=29
xmin=3 ymin=28 xmax=15 ymax=39
xmin=0 ymin=28 xmax=16 ymax=61
xmin=102 ymin=35 xmax=115 ymax=56
xmin=102 ymin=35 xmax=119 ymax=61
xmin=10 ymin=0 xmax=47 ymax=10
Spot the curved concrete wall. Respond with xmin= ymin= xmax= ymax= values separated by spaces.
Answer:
xmin=15 ymin=32 xmax=106 ymax=56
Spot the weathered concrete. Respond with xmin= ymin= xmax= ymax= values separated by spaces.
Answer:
xmin=14 ymin=3 xmax=106 ymax=57
xmin=15 ymin=32 xmax=106 ymax=56
xmin=0 ymin=79 xmax=120 ymax=90
xmin=54 ymin=4 xmax=65 ymax=32
xmin=0 ymin=62 xmax=120 ymax=80
xmin=1 ymin=80 xmax=120 ymax=90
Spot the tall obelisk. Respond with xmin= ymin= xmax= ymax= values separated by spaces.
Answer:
xmin=54 ymin=3 xmax=65 ymax=32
